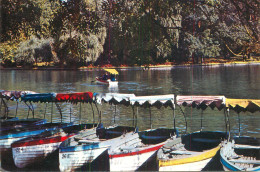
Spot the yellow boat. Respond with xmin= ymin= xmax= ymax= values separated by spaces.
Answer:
xmin=158 ymin=131 xmax=227 ymax=171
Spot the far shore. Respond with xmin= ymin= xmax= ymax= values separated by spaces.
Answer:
xmin=1 ymin=57 xmax=260 ymax=70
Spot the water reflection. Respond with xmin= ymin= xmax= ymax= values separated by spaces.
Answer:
xmin=0 ymin=64 xmax=259 ymax=137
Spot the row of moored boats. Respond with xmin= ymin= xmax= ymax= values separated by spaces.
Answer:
xmin=0 ymin=90 xmax=259 ymax=171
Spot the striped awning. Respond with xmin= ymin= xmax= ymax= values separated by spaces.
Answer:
xmin=104 ymin=68 xmax=119 ymax=75
xmin=94 ymin=93 xmax=135 ymax=105
xmin=226 ymin=98 xmax=260 ymax=113
xmin=56 ymin=92 xmax=93 ymax=103
xmin=21 ymin=93 xmax=56 ymax=103
xmin=176 ymin=95 xmax=225 ymax=110
xmin=0 ymin=90 xmax=37 ymax=100
xmin=129 ymin=95 xmax=175 ymax=109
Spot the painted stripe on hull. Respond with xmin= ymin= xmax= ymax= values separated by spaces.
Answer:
xmin=0 ymin=137 xmax=27 ymax=150
xmin=12 ymin=135 xmax=72 ymax=147
xmin=110 ymin=150 xmax=156 ymax=171
xmin=220 ymin=153 xmax=260 ymax=171
xmin=159 ymin=158 xmax=212 ymax=171
xmin=59 ymin=147 xmax=108 ymax=172
xmin=109 ymin=143 xmax=164 ymax=158
xmin=12 ymin=142 xmax=61 ymax=168
xmin=159 ymin=145 xmax=220 ymax=167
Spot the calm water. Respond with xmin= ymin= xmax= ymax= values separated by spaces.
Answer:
xmin=1 ymin=64 xmax=260 ymax=138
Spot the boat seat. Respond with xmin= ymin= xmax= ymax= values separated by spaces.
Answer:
xmin=229 ymin=159 xmax=260 ymax=165
xmin=78 ymin=140 xmax=99 ymax=144
xmin=170 ymin=150 xmax=197 ymax=155
xmin=192 ymin=138 xmax=220 ymax=143
xmin=235 ymin=144 xmax=260 ymax=150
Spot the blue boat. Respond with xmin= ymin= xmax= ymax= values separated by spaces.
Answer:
xmin=0 ymin=118 xmax=46 ymax=132
xmin=0 ymin=122 xmax=72 ymax=152
xmin=220 ymin=136 xmax=260 ymax=171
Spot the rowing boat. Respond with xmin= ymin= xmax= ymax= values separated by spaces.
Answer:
xmin=59 ymin=125 xmax=137 ymax=171
xmin=158 ymin=131 xmax=228 ymax=171
xmin=0 ymin=118 xmax=46 ymax=132
xmin=109 ymin=128 xmax=178 ymax=171
xmin=0 ymin=122 xmax=72 ymax=152
xmin=220 ymin=136 xmax=260 ymax=171
xmin=11 ymin=124 xmax=97 ymax=168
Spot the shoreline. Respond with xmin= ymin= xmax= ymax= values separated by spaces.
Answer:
xmin=1 ymin=60 xmax=260 ymax=71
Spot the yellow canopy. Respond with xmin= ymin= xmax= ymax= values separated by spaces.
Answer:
xmin=226 ymin=98 xmax=260 ymax=113
xmin=104 ymin=68 xmax=119 ymax=75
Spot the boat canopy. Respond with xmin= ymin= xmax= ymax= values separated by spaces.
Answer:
xmin=21 ymin=93 xmax=56 ymax=103
xmin=129 ymin=95 xmax=175 ymax=109
xmin=56 ymin=92 xmax=93 ymax=103
xmin=94 ymin=93 xmax=135 ymax=105
xmin=0 ymin=91 xmax=36 ymax=100
xmin=176 ymin=95 xmax=225 ymax=110
xmin=104 ymin=68 xmax=119 ymax=75
xmin=226 ymin=98 xmax=260 ymax=113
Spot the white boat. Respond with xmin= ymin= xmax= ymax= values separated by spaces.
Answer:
xmin=109 ymin=128 xmax=178 ymax=171
xmin=0 ymin=123 xmax=71 ymax=152
xmin=59 ymin=125 xmax=137 ymax=172
xmin=95 ymin=77 xmax=118 ymax=86
xmin=158 ymin=131 xmax=227 ymax=171
xmin=95 ymin=68 xmax=119 ymax=86
xmin=220 ymin=136 xmax=260 ymax=171
xmin=11 ymin=124 xmax=96 ymax=168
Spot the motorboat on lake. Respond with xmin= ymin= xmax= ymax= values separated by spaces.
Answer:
xmin=95 ymin=68 xmax=118 ymax=86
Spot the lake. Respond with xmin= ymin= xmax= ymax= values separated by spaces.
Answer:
xmin=1 ymin=64 xmax=260 ymax=138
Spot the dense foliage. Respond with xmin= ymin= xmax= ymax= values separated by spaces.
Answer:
xmin=0 ymin=0 xmax=259 ymax=67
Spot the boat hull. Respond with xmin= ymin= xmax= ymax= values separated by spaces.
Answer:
xmin=109 ymin=128 xmax=178 ymax=171
xmin=12 ymin=142 xmax=61 ymax=168
xmin=158 ymin=131 xmax=227 ymax=171
xmin=59 ymin=145 xmax=109 ymax=172
xmin=220 ymin=138 xmax=260 ymax=171
xmin=110 ymin=143 xmax=164 ymax=171
xmin=95 ymin=78 xmax=118 ymax=86
xmin=59 ymin=126 xmax=138 ymax=171
xmin=159 ymin=158 xmax=212 ymax=171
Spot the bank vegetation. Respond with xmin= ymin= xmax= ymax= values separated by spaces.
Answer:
xmin=0 ymin=0 xmax=259 ymax=68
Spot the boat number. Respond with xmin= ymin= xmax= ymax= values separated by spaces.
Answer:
xmin=15 ymin=147 xmax=24 ymax=153
xmin=62 ymin=154 xmax=70 ymax=159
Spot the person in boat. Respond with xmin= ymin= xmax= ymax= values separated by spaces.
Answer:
xmin=110 ymin=74 xmax=115 ymax=81
xmin=102 ymin=72 xmax=109 ymax=80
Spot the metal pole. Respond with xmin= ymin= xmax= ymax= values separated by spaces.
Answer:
xmin=200 ymin=110 xmax=203 ymax=131
xmin=227 ymin=108 xmax=231 ymax=142
xmin=2 ymin=99 xmax=9 ymax=118
xmin=44 ymin=103 xmax=47 ymax=119
xmin=0 ymin=98 xmax=3 ymax=114
xmin=172 ymin=105 xmax=176 ymax=129
xmin=149 ymin=107 xmax=152 ymax=129
xmin=29 ymin=102 xmax=35 ymax=118
xmin=114 ymin=105 xmax=116 ymax=124
xmin=79 ymin=102 xmax=82 ymax=124
xmin=224 ymin=108 xmax=227 ymax=133
xmin=238 ymin=112 xmax=241 ymax=137
xmin=15 ymin=101 xmax=18 ymax=117
xmin=70 ymin=104 xmax=72 ymax=123
xmin=55 ymin=102 xmax=62 ymax=123
xmin=132 ymin=106 xmax=135 ymax=127
xmin=51 ymin=102 xmax=53 ymax=123
xmin=179 ymin=105 xmax=187 ymax=133
xmin=90 ymin=103 xmax=95 ymax=124
xmin=24 ymin=102 xmax=32 ymax=119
